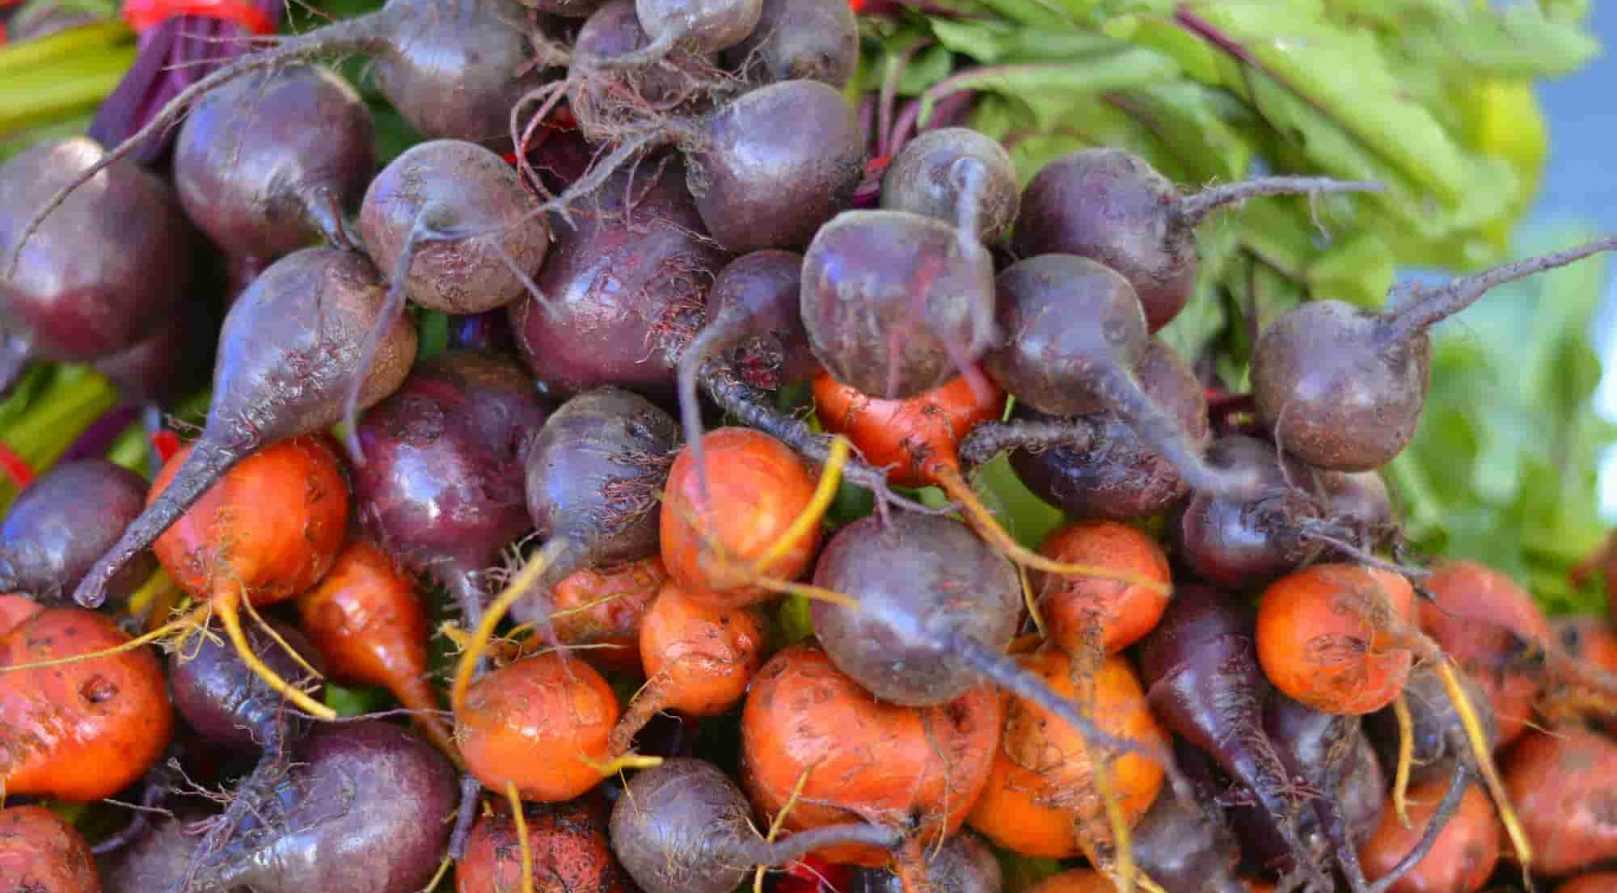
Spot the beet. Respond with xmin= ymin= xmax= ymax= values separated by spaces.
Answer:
xmin=723 ymin=0 xmax=858 ymax=87
xmin=635 ymin=0 xmax=763 ymax=56
xmin=1012 ymin=148 xmax=1378 ymax=331
xmin=0 ymin=137 xmax=192 ymax=387
xmin=609 ymin=758 xmax=899 ymax=893
xmin=800 ymin=209 xmax=995 ymax=399
xmin=572 ymin=0 xmax=719 ymax=112
xmin=1366 ymin=666 xmax=1497 ymax=783
xmin=1319 ymin=470 xmax=1396 ymax=550
xmin=455 ymin=796 xmax=626 ymax=893
xmin=72 ymin=247 xmax=418 ymax=608
xmin=881 ymin=127 xmax=1019 ymax=243
xmin=0 ymin=460 xmax=150 ymax=602
xmin=168 ymin=619 xmax=323 ymax=753
xmin=100 ymin=816 xmax=196 ymax=893
xmin=174 ymin=64 xmax=373 ymax=259
xmin=352 ymin=350 xmax=549 ymax=628
xmin=1171 ymin=435 xmax=1323 ymax=589
xmin=90 ymin=303 xmax=217 ymax=407
xmin=511 ymin=155 xmax=725 ymax=398
xmin=1130 ymin=793 xmax=1245 ymax=893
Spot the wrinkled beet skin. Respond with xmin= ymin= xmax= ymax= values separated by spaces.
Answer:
xmin=359 ymin=139 xmax=548 ymax=314
xmin=195 ymin=722 xmax=457 ymax=893
xmin=0 ymin=460 xmax=150 ymax=600
xmin=705 ymin=250 xmax=816 ymax=389
xmin=800 ymin=210 xmax=995 ymax=399
xmin=609 ymin=758 xmax=757 ymax=893
xmin=1011 ymin=340 xmax=1207 ymax=520
xmin=1012 ymin=148 xmax=1193 ymax=333
xmin=1131 ymin=794 xmax=1245 ymax=893
xmin=354 ymin=351 xmax=548 ymax=587
xmin=0 ymin=138 xmax=192 ymax=361
xmin=848 ymin=830 xmax=1002 ymax=893
xmin=723 ymin=0 xmax=858 ymax=87
xmin=811 ymin=513 xmax=1020 ymax=706
xmin=531 ymin=0 xmax=605 ymax=14
xmin=689 ymin=80 xmax=864 ymax=253
xmin=174 ymin=65 xmax=374 ymax=259
xmin=373 ymin=0 xmax=548 ymax=146
xmin=1251 ymin=301 xmax=1430 ymax=472
xmin=574 ymin=0 xmax=715 ymax=106
xmin=985 ymin=253 xmax=1148 ymax=417
xmin=458 ymin=796 xmax=626 ymax=893
xmin=880 ymin=127 xmax=1020 ymax=243
xmin=169 ymin=619 xmax=322 ymax=751
xmin=1172 ymin=435 xmax=1321 ymax=589
xmin=0 ymin=805 xmax=100 ymax=893
xmin=511 ymin=157 xmax=725 ymax=398
xmin=524 ymin=388 xmax=679 ymax=570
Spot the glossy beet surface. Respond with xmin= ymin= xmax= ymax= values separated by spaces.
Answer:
xmin=168 ymin=618 xmax=322 ymax=751
xmin=723 ymin=0 xmax=858 ymax=87
xmin=0 ymin=460 xmax=149 ymax=601
xmin=1172 ymin=435 xmax=1322 ymax=588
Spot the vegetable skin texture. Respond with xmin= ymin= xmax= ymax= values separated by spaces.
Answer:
xmin=0 ymin=805 xmax=100 ymax=893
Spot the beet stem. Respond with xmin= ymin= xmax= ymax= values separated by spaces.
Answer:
xmin=449 ymin=773 xmax=483 ymax=860
xmin=1366 ymin=760 xmax=1469 ymax=893
xmin=450 ymin=538 xmax=573 ymax=711
xmin=343 ymin=216 xmax=433 ymax=465
xmin=299 ymin=184 xmax=359 ymax=251
xmin=733 ymin=822 xmax=902 ymax=868
xmin=1379 ymin=235 xmax=1617 ymax=346
xmin=586 ymin=27 xmax=678 ymax=70
xmin=1174 ymin=176 xmax=1383 ymax=228
xmin=677 ymin=325 xmax=734 ymax=512
xmin=1090 ymin=363 xmax=1261 ymax=499
xmin=957 ymin=417 xmax=1095 ymax=469
xmin=73 ymin=436 xmax=244 ymax=608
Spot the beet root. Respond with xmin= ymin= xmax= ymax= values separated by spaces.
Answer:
xmin=0 ymin=459 xmax=150 ymax=601
xmin=0 ymin=805 xmax=100 ymax=893
xmin=168 ymin=618 xmax=323 ymax=753
xmin=1171 ymin=435 xmax=1324 ymax=589
xmin=456 ymin=796 xmax=627 ymax=893
xmin=723 ymin=0 xmax=858 ymax=88
xmin=881 ymin=126 xmax=1020 ymax=243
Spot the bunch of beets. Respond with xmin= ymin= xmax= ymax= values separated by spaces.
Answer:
xmin=3 ymin=1 xmax=1617 ymax=892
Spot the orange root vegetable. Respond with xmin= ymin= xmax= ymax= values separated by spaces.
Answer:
xmin=1031 ymin=521 xmax=1171 ymax=657
xmin=550 ymin=556 xmax=668 ymax=673
xmin=1027 ymin=869 xmax=1123 ymax=893
xmin=0 ymin=805 xmax=101 ymax=893
xmin=456 ymin=650 xmax=622 ymax=802
xmin=153 ymin=435 xmax=348 ymax=720
xmin=812 ymin=372 xmax=1165 ymax=591
xmin=0 ymin=594 xmax=41 ymax=636
xmin=0 ymin=606 xmax=172 ymax=801
xmin=1503 ymin=726 xmax=1617 ymax=876
xmin=1256 ymin=564 xmax=1416 ymax=716
xmin=1420 ymin=561 xmax=1551 ymax=744
xmin=659 ymin=427 xmax=822 ymax=607
xmin=609 ymin=581 xmax=766 ymax=755
xmin=740 ymin=643 xmax=1002 ymax=867
xmin=454 ymin=796 xmax=624 ymax=893
xmin=295 ymin=539 xmax=456 ymax=759
xmin=1359 ymin=775 xmax=1498 ymax=893
xmin=968 ymin=649 xmax=1166 ymax=860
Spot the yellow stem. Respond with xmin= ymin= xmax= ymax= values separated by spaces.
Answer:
xmin=0 ymin=603 xmax=207 ymax=672
xmin=1392 ymin=694 xmax=1415 ymax=828
xmin=756 ymin=763 xmax=816 ymax=893
xmin=242 ymin=594 xmax=323 ymax=680
xmin=751 ymin=436 xmax=848 ymax=572
xmin=506 ymin=781 xmax=535 ymax=893
xmin=451 ymin=539 xmax=568 ymax=712
xmin=216 ymin=586 xmax=334 ymax=720
xmin=1435 ymin=659 xmax=1531 ymax=881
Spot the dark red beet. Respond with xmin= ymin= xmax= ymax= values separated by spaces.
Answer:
xmin=352 ymin=351 xmax=549 ymax=628
xmin=168 ymin=619 xmax=323 ymax=753
xmin=0 ymin=460 xmax=150 ymax=602
xmin=1251 ymin=237 xmax=1617 ymax=471
xmin=999 ymin=340 xmax=1209 ymax=520
xmin=635 ymin=0 xmax=762 ymax=56
xmin=511 ymin=156 xmax=724 ymax=398
xmin=1365 ymin=666 xmax=1497 ymax=784
xmin=90 ymin=303 xmax=217 ymax=407
xmin=800 ymin=209 xmax=994 ymax=399
xmin=174 ymin=64 xmax=373 ymax=258
xmin=531 ymin=0 xmax=606 ymax=15
xmin=72 ymin=247 xmax=418 ymax=608
xmin=1171 ymin=435 xmax=1323 ymax=589
xmin=0 ymin=137 xmax=192 ymax=385
xmin=572 ymin=0 xmax=718 ymax=112
xmin=881 ymin=127 xmax=1019 ymax=243
xmin=1130 ymin=793 xmax=1246 ymax=893
xmin=686 ymin=79 xmax=863 ymax=252
xmin=608 ymin=757 xmax=899 ymax=893
xmin=1319 ymin=470 xmax=1396 ymax=550
xmin=723 ymin=0 xmax=858 ymax=87
xmin=1012 ymin=148 xmax=1378 ymax=332
xmin=189 ymin=722 xmax=458 ymax=893
xmin=100 ymin=816 xmax=196 ymax=893
xmin=849 ymin=831 xmax=1003 ymax=893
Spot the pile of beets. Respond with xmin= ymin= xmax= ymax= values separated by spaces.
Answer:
xmin=3 ymin=1 xmax=1617 ymax=892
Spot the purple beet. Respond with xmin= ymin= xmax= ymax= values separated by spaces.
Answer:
xmin=351 ymin=350 xmax=550 ymax=628
xmin=173 ymin=64 xmax=374 ymax=259
xmin=849 ymin=831 xmax=1003 ymax=893
xmin=1170 ymin=435 xmax=1324 ymax=589
xmin=0 ymin=460 xmax=151 ymax=602
xmin=881 ymin=127 xmax=1019 ymax=243
xmin=100 ymin=816 xmax=200 ymax=893
xmin=0 ymin=137 xmax=193 ymax=389
xmin=628 ymin=0 xmax=762 ymax=62
xmin=168 ymin=618 xmax=324 ymax=754
xmin=723 ymin=0 xmax=859 ymax=88
xmin=571 ymin=0 xmax=720 ymax=114
xmin=1130 ymin=792 xmax=1246 ymax=893
xmin=71 ymin=247 xmax=419 ymax=608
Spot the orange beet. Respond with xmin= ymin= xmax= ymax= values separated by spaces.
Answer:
xmin=811 ymin=371 xmax=1004 ymax=488
xmin=1257 ymin=564 xmax=1415 ymax=715
xmin=1032 ymin=521 xmax=1171 ymax=655
xmin=640 ymin=581 xmax=766 ymax=715
xmin=1558 ymin=873 xmax=1617 ymax=893
xmin=0 ymin=594 xmax=40 ymax=637
xmin=740 ymin=643 xmax=1002 ymax=867
xmin=1504 ymin=726 xmax=1617 ymax=876
xmin=551 ymin=556 xmax=667 ymax=672
xmin=1026 ymin=869 xmax=1117 ymax=893
xmin=0 ymin=606 xmax=171 ymax=801
xmin=659 ymin=428 xmax=820 ymax=607
xmin=1421 ymin=561 xmax=1551 ymax=744
xmin=457 ymin=651 xmax=619 ymax=802
xmin=1358 ymin=777 xmax=1498 ymax=893
xmin=0 ymin=805 xmax=100 ymax=893
xmin=455 ymin=796 xmax=626 ymax=893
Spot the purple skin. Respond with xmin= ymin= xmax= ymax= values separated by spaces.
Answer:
xmin=90 ymin=302 xmax=218 ymax=407
xmin=1137 ymin=584 xmax=1321 ymax=890
xmin=0 ymin=460 xmax=151 ymax=602
xmin=351 ymin=350 xmax=550 ymax=627
xmin=848 ymin=831 xmax=1003 ymax=893
xmin=1130 ymin=791 xmax=1246 ymax=893
xmin=1170 ymin=435 xmax=1324 ymax=590
xmin=169 ymin=619 xmax=323 ymax=753
xmin=188 ymin=722 xmax=458 ymax=893
xmin=359 ymin=139 xmax=549 ymax=315
xmin=572 ymin=0 xmax=719 ymax=111
xmin=1006 ymin=340 xmax=1209 ymax=521
xmin=100 ymin=816 xmax=200 ymax=893
xmin=686 ymin=79 xmax=865 ymax=253
xmin=512 ymin=387 xmax=679 ymax=630
xmin=722 ymin=0 xmax=859 ymax=88
xmin=447 ymin=310 xmax=517 ymax=355
xmin=71 ymin=248 xmax=419 ymax=609
xmin=1319 ymin=470 xmax=1396 ymax=550
xmin=608 ymin=758 xmax=900 ymax=893
xmin=530 ymin=0 xmax=605 ymax=15
xmin=1365 ymin=666 xmax=1497 ymax=784
xmin=510 ymin=155 xmax=725 ymax=399
xmin=0 ymin=137 xmax=192 ymax=386
xmin=800 ymin=209 xmax=995 ymax=399
xmin=880 ymin=127 xmax=1020 ymax=243
xmin=174 ymin=64 xmax=374 ymax=259
xmin=636 ymin=0 xmax=763 ymax=56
